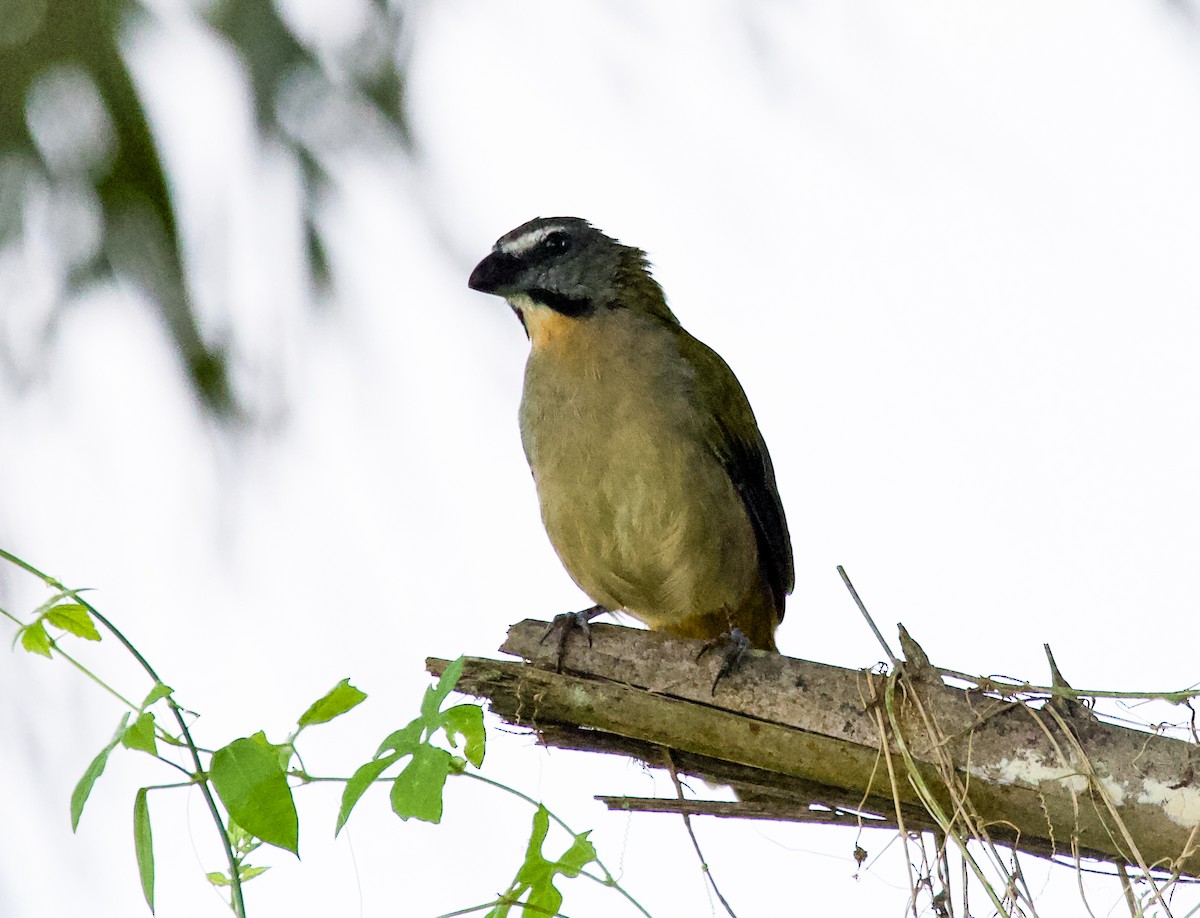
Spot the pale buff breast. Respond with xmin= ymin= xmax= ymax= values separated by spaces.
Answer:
xmin=516 ymin=301 xmax=761 ymax=629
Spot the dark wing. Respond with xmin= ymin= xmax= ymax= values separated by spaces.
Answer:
xmin=680 ymin=330 xmax=794 ymax=620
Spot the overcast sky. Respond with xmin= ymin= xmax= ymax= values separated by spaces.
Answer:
xmin=3 ymin=2 xmax=1200 ymax=916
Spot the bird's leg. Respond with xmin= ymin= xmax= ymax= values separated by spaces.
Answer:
xmin=695 ymin=627 xmax=751 ymax=696
xmin=539 ymin=604 xmax=607 ymax=673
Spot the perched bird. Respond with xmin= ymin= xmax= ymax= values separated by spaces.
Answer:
xmin=468 ymin=217 xmax=792 ymax=658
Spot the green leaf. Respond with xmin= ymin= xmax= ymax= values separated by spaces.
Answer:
xmin=420 ymin=657 xmax=464 ymax=726
xmin=439 ymin=703 xmax=485 ymax=768
xmin=374 ymin=720 xmax=422 ymax=759
xmin=19 ymin=621 xmax=53 ymax=657
xmin=241 ymin=729 xmax=294 ymax=772
xmin=227 ymin=820 xmax=252 ymax=849
xmin=206 ymin=872 xmax=231 ymax=887
xmin=390 ymin=744 xmax=452 ymax=824
xmin=554 ymin=830 xmax=597 ymax=878
xmin=134 ymin=788 xmax=155 ymax=912
xmin=335 ymin=690 xmax=458 ymax=834
xmin=526 ymin=879 xmax=564 ymax=918
xmin=297 ymin=678 xmax=367 ymax=729
xmin=141 ymin=683 xmax=174 ymax=708
xmin=335 ymin=751 xmax=401 ymax=835
xmin=516 ymin=806 xmax=557 ymax=911
xmin=71 ymin=714 xmax=130 ymax=830
xmin=45 ymin=603 xmax=101 ymax=641
xmin=239 ymin=865 xmax=270 ymax=882
xmin=494 ymin=806 xmax=598 ymax=918
xmin=210 ymin=737 xmax=299 ymax=855
xmin=122 ymin=712 xmax=158 ymax=756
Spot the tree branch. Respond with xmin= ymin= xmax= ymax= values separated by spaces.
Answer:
xmin=428 ymin=619 xmax=1200 ymax=879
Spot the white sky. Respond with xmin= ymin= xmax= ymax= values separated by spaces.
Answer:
xmin=3 ymin=1 xmax=1200 ymax=915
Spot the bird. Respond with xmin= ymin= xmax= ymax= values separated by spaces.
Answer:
xmin=468 ymin=216 xmax=792 ymax=666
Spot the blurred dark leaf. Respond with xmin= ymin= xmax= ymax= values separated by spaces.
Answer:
xmin=354 ymin=0 xmax=411 ymax=144
xmin=0 ymin=0 xmax=235 ymax=413
xmin=207 ymin=0 xmax=409 ymax=296
xmin=297 ymin=147 xmax=331 ymax=289
xmin=0 ymin=0 xmax=410 ymax=417
xmin=207 ymin=0 xmax=314 ymax=132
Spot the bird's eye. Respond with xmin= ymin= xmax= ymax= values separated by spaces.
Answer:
xmin=542 ymin=231 xmax=571 ymax=254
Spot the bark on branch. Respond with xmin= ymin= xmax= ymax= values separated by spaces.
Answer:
xmin=427 ymin=619 xmax=1200 ymax=877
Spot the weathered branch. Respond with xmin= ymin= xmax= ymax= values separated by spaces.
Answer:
xmin=428 ymin=619 xmax=1200 ymax=878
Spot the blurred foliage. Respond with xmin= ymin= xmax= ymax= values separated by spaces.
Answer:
xmin=0 ymin=0 xmax=409 ymax=417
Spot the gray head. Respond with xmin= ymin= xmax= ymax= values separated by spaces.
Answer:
xmin=468 ymin=217 xmax=672 ymax=322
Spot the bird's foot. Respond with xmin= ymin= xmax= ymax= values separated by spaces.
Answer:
xmin=695 ymin=627 xmax=751 ymax=696
xmin=539 ymin=604 xmax=607 ymax=673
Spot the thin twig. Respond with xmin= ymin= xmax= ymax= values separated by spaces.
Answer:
xmin=1119 ymin=863 xmax=1143 ymax=918
xmin=837 ymin=566 xmax=899 ymax=666
xmin=663 ymin=748 xmax=739 ymax=918
xmin=1042 ymin=704 xmax=1174 ymax=917
xmin=934 ymin=665 xmax=1200 ymax=705
xmin=933 ymin=827 xmax=954 ymax=918
xmin=862 ymin=672 xmax=921 ymax=917
xmin=904 ymin=673 xmax=1037 ymax=915
xmin=880 ymin=673 xmax=1017 ymax=918
xmin=432 ymin=898 xmax=566 ymax=918
xmin=1072 ymin=837 xmax=1101 ymax=918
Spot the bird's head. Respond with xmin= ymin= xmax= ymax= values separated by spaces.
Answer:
xmin=468 ymin=217 xmax=674 ymax=333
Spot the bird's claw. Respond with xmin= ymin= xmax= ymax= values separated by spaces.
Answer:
xmin=540 ymin=605 xmax=605 ymax=673
xmin=695 ymin=627 xmax=751 ymax=695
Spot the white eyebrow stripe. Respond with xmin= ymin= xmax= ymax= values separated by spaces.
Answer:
xmin=498 ymin=224 xmax=569 ymax=257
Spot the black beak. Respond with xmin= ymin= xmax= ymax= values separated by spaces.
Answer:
xmin=468 ymin=251 xmax=522 ymax=294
